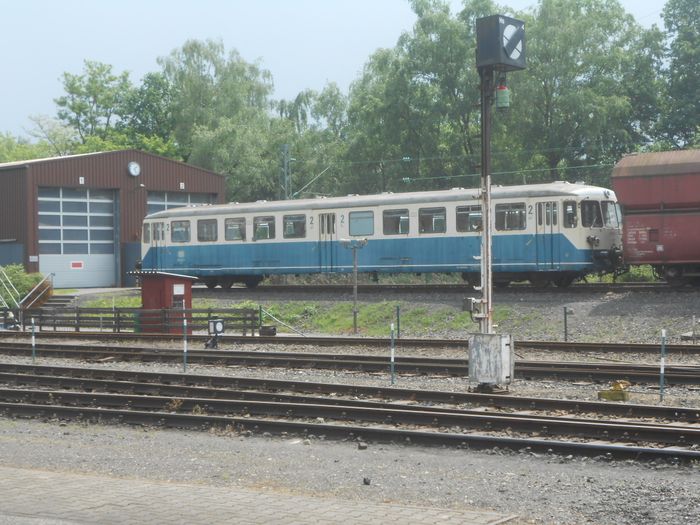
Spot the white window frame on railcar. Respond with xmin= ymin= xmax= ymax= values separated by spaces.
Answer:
xmin=197 ymin=219 xmax=218 ymax=242
xmin=456 ymin=205 xmax=483 ymax=233
xmin=418 ymin=207 xmax=446 ymax=234
xmin=495 ymin=202 xmax=527 ymax=231
xmin=225 ymin=217 xmax=246 ymax=241
xmin=171 ymin=220 xmax=191 ymax=243
xmin=253 ymin=216 xmax=276 ymax=241
xmin=349 ymin=211 xmax=374 ymax=236
xmin=383 ymin=209 xmax=410 ymax=235
xmin=283 ymin=214 xmax=307 ymax=239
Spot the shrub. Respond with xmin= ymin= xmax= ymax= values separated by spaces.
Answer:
xmin=0 ymin=264 xmax=45 ymax=306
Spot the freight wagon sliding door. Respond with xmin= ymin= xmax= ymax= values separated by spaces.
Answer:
xmin=318 ymin=213 xmax=336 ymax=272
xmin=535 ymin=201 xmax=560 ymax=270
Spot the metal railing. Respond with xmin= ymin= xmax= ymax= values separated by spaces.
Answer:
xmin=0 ymin=266 xmax=21 ymax=309
xmin=19 ymin=273 xmax=54 ymax=312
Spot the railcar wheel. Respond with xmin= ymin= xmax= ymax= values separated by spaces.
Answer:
xmin=553 ymin=276 xmax=575 ymax=288
xmin=203 ymin=279 xmax=218 ymax=290
xmin=529 ymin=277 xmax=550 ymax=288
xmin=243 ymin=276 xmax=263 ymax=289
xmin=461 ymin=273 xmax=480 ymax=288
xmin=219 ymin=278 xmax=234 ymax=289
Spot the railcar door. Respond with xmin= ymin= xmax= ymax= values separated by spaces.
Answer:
xmin=318 ymin=213 xmax=336 ymax=272
xmin=535 ymin=202 xmax=560 ymax=269
xmin=152 ymin=221 xmax=165 ymax=270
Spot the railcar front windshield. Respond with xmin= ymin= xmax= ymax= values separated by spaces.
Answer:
xmin=581 ymin=201 xmax=603 ymax=228
xmin=601 ymin=201 xmax=621 ymax=228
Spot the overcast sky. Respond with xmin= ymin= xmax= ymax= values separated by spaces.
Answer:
xmin=1 ymin=0 xmax=664 ymax=137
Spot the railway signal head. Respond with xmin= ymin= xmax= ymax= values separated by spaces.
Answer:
xmin=476 ymin=15 xmax=526 ymax=72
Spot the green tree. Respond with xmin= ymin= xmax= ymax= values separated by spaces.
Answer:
xmin=659 ymin=0 xmax=700 ymax=147
xmin=344 ymin=0 xmax=496 ymax=193
xmin=118 ymin=72 xmax=175 ymax=146
xmin=504 ymin=0 xmax=663 ymax=183
xmin=275 ymin=83 xmax=349 ymax=199
xmin=158 ymin=39 xmax=274 ymax=163
xmin=0 ymin=132 xmax=53 ymax=162
xmin=27 ymin=115 xmax=78 ymax=156
xmin=55 ymin=60 xmax=132 ymax=143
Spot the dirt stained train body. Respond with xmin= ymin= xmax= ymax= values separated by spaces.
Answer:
xmin=140 ymin=181 xmax=623 ymax=289
xmin=612 ymin=149 xmax=700 ymax=287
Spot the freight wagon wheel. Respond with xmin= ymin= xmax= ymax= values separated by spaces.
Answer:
xmin=219 ymin=278 xmax=234 ymax=289
xmin=203 ymin=278 xmax=218 ymax=290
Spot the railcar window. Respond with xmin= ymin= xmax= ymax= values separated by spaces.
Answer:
xmin=225 ymin=218 xmax=246 ymax=241
xmin=197 ymin=219 xmax=218 ymax=242
xmin=143 ymin=224 xmax=151 ymax=243
xmin=495 ymin=203 xmax=526 ymax=230
xmin=563 ymin=201 xmax=577 ymax=228
xmin=536 ymin=202 xmax=558 ymax=227
xmin=349 ymin=211 xmax=374 ymax=236
xmin=153 ymin=222 xmax=165 ymax=242
xmin=581 ymin=201 xmax=603 ymax=228
xmin=419 ymin=207 xmax=446 ymax=234
xmin=383 ymin=209 xmax=409 ymax=235
xmin=171 ymin=220 xmax=191 ymax=243
xmin=283 ymin=214 xmax=306 ymax=238
xmin=601 ymin=201 xmax=620 ymax=228
xmin=456 ymin=205 xmax=482 ymax=232
xmin=254 ymin=216 xmax=276 ymax=240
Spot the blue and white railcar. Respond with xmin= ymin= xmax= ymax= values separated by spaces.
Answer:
xmin=140 ymin=182 xmax=623 ymax=288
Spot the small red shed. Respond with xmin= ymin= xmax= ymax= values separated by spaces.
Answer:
xmin=131 ymin=270 xmax=198 ymax=333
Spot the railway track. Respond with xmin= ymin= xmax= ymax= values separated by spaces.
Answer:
xmin=2 ymin=330 xmax=699 ymax=354
xmin=0 ymin=363 xmax=698 ymax=461
xmin=0 ymin=341 xmax=699 ymax=384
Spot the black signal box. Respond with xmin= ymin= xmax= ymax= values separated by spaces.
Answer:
xmin=476 ymin=15 xmax=526 ymax=71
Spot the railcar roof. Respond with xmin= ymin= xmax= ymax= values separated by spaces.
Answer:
xmin=145 ymin=181 xmax=614 ymax=220
xmin=613 ymin=150 xmax=700 ymax=178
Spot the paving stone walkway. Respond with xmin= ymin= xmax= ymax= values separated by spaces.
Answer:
xmin=0 ymin=466 xmax=516 ymax=524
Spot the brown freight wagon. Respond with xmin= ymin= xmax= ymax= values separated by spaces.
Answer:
xmin=611 ymin=150 xmax=700 ymax=286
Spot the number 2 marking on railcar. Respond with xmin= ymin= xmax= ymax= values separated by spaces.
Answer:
xmin=340 ymin=214 xmax=345 ymax=224
xmin=528 ymin=205 xmax=533 ymax=215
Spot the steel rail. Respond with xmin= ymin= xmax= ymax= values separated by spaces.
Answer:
xmin=1 ymin=343 xmax=699 ymax=384
xmin=2 ymin=362 xmax=698 ymax=422
xmin=2 ymin=331 xmax=699 ymax=354
xmin=3 ymin=387 xmax=700 ymax=447
xmin=1 ymin=400 xmax=698 ymax=461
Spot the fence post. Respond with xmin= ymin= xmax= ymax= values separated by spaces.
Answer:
xmin=396 ymin=304 xmax=401 ymax=339
xmin=75 ymin=307 xmax=80 ymax=332
xmin=31 ymin=318 xmax=36 ymax=364
xmin=390 ymin=323 xmax=396 ymax=385
xmin=659 ymin=329 xmax=667 ymax=403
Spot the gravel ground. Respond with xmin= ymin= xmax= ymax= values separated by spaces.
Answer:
xmin=1 ymin=287 xmax=698 ymax=524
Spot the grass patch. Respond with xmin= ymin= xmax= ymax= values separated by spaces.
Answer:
xmin=79 ymin=293 xmax=506 ymax=337
xmin=254 ymin=300 xmax=504 ymax=337
xmin=593 ymin=265 xmax=657 ymax=283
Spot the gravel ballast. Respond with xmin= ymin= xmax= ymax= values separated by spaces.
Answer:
xmin=1 ymin=287 xmax=698 ymax=524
